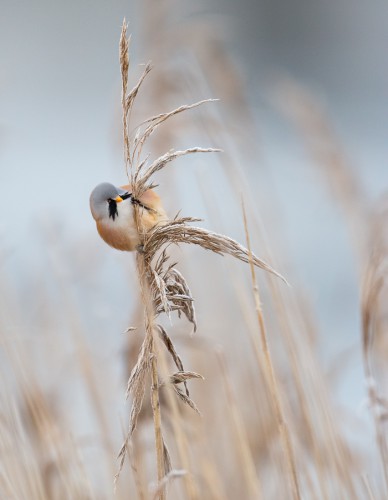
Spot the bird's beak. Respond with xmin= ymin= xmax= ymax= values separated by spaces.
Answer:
xmin=115 ymin=196 xmax=123 ymax=203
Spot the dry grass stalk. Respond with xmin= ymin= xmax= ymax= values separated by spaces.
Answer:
xmin=193 ymin=60 xmax=365 ymax=496
xmin=117 ymin=19 xmax=287 ymax=498
xmin=194 ymin=62 xmax=363 ymax=494
xmin=155 ymin=337 xmax=202 ymax=500
xmin=0 ymin=338 xmax=96 ymax=500
xmin=268 ymin=280 xmax=361 ymax=497
xmin=217 ymin=350 xmax=263 ymax=499
xmin=362 ymin=474 xmax=377 ymax=500
xmin=361 ymin=198 xmax=388 ymax=494
xmin=118 ymin=22 xmax=167 ymax=499
xmin=242 ymin=201 xmax=301 ymax=500
xmin=128 ymin=439 xmax=147 ymax=500
xmin=3 ymin=6 xmax=383 ymax=499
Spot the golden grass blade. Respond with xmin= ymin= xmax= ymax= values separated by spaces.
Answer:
xmin=241 ymin=200 xmax=301 ymax=500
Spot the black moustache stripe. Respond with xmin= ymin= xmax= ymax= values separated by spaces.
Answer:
xmin=108 ymin=199 xmax=118 ymax=220
xmin=108 ymin=194 xmax=153 ymax=221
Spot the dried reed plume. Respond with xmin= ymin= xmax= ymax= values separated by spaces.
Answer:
xmin=116 ymin=20 xmax=287 ymax=497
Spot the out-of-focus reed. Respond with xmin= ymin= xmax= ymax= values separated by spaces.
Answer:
xmin=1 ymin=4 xmax=387 ymax=499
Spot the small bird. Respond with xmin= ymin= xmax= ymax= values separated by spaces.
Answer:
xmin=89 ymin=182 xmax=168 ymax=251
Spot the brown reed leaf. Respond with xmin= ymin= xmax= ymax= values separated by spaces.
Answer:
xmin=151 ymin=252 xmax=197 ymax=329
xmin=157 ymin=325 xmax=190 ymax=397
xmin=123 ymin=326 xmax=137 ymax=334
xmin=173 ymin=386 xmax=202 ymax=415
xmin=167 ymin=268 xmax=197 ymax=329
xmin=163 ymin=438 xmax=172 ymax=475
xmin=169 ymin=371 xmax=204 ymax=384
xmin=116 ymin=333 xmax=152 ymax=481
xmin=125 ymin=333 xmax=152 ymax=400
xmin=151 ymin=470 xmax=187 ymax=500
xmin=151 ymin=267 xmax=170 ymax=315
xmin=157 ymin=326 xmax=184 ymax=372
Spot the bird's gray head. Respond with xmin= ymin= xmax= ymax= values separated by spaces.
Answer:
xmin=89 ymin=182 xmax=130 ymax=222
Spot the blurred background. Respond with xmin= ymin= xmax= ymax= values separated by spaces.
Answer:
xmin=1 ymin=1 xmax=388 ymax=498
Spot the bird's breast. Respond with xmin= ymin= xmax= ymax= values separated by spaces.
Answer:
xmin=95 ymin=200 xmax=168 ymax=251
xmin=96 ymin=202 xmax=139 ymax=251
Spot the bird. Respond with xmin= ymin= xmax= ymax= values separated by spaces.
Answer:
xmin=89 ymin=182 xmax=168 ymax=251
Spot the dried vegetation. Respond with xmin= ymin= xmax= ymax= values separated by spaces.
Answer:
xmin=1 ymin=6 xmax=388 ymax=500
xmin=116 ymin=20 xmax=288 ymax=498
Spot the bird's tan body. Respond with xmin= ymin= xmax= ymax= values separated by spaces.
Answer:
xmin=95 ymin=185 xmax=167 ymax=251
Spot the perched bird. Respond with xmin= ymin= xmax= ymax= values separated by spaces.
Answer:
xmin=90 ymin=182 xmax=168 ymax=251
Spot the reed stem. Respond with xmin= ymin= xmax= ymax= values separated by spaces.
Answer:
xmin=136 ymin=252 xmax=166 ymax=500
